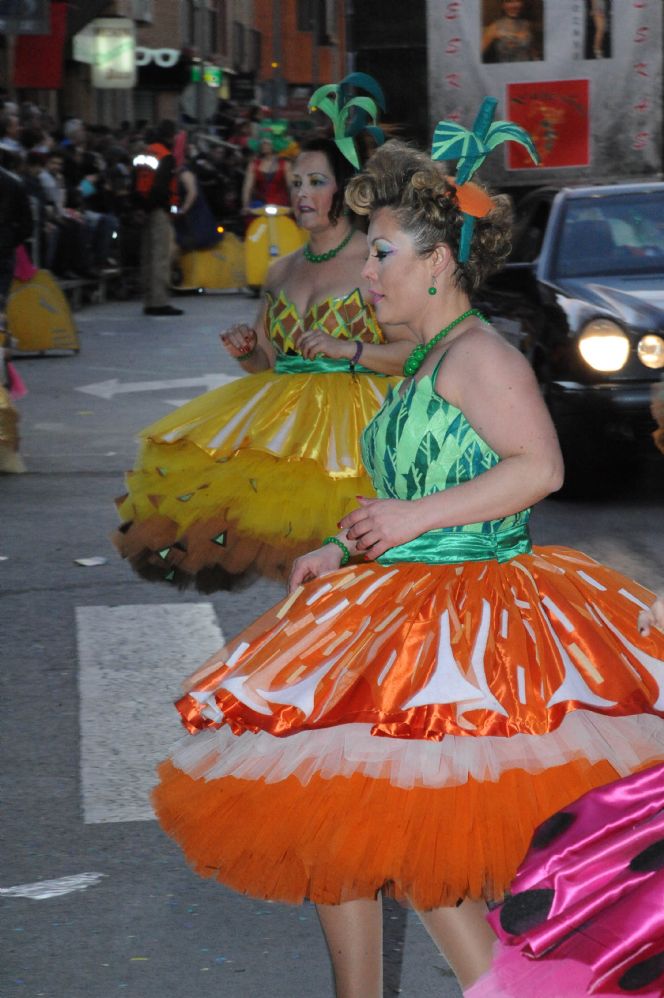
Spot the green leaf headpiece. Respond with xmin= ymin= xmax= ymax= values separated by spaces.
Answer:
xmin=431 ymin=97 xmax=540 ymax=262
xmin=308 ymin=72 xmax=386 ymax=170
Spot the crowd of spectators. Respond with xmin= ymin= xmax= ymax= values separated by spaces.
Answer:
xmin=0 ymin=94 xmax=281 ymax=286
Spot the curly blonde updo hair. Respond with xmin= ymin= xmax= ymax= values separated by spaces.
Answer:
xmin=345 ymin=140 xmax=512 ymax=294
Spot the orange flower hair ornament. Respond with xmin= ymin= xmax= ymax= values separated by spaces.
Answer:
xmin=432 ymin=97 xmax=539 ymax=261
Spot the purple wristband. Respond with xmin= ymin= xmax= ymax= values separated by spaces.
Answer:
xmin=350 ymin=340 xmax=363 ymax=369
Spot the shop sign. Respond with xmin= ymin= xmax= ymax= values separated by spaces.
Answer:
xmin=136 ymin=48 xmax=181 ymax=68
xmin=89 ymin=18 xmax=136 ymax=89
xmin=203 ymin=65 xmax=223 ymax=88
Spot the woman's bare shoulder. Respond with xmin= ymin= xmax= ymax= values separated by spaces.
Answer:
xmin=442 ymin=322 xmax=538 ymax=396
xmin=452 ymin=322 xmax=530 ymax=368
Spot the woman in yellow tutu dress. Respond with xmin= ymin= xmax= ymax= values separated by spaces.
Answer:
xmin=153 ymin=130 xmax=664 ymax=995
xmin=114 ymin=135 xmax=414 ymax=590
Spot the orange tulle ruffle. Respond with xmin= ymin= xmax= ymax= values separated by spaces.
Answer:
xmin=153 ymin=755 xmax=631 ymax=908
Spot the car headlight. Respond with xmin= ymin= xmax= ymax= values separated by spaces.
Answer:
xmin=578 ymin=319 xmax=630 ymax=372
xmin=637 ymin=334 xmax=664 ymax=369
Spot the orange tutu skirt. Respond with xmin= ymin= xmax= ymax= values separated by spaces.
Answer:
xmin=153 ymin=546 xmax=664 ymax=909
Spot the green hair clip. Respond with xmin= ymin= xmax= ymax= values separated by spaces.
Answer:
xmin=431 ymin=97 xmax=540 ymax=261
xmin=308 ymin=72 xmax=386 ymax=170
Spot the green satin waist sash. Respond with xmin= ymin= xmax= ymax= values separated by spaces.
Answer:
xmin=378 ymin=522 xmax=532 ymax=566
xmin=274 ymin=354 xmax=378 ymax=375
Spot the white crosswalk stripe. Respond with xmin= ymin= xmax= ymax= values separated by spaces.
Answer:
xmin=76 ymin=603 xmax=224 ymax=824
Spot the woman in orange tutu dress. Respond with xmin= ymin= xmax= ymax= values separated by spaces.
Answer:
xmin=114 ymin=136 xmax=414 ymax=590
xmin=153 ymin=135 xmax=664 ymax=995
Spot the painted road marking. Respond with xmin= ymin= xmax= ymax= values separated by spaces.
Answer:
xmin=76 ymin=603 xmax=224 ymax=824
xmin=0 ymin=873 xmax=106 ymax=900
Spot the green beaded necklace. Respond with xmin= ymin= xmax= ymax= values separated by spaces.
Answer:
xmin=403 ymin=308 xmax=487 ymax=376
xmin=303 ymin=228 xmax=354 ymax=263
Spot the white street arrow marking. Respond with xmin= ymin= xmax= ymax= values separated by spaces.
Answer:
xmin=76 ymin=374 xmax=238 ymax=400
xmin=0 ymin=872 xmax=106 ymax=900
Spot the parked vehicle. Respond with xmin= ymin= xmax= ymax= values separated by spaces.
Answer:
xmin=476 ymin=182 xmax=664 ymax=492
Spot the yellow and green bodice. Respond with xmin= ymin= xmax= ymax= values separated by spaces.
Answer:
xmin=361 ymin=370 xmax=532 ymax=565
xmin=265 ymin=288 xmax=384 ymax=375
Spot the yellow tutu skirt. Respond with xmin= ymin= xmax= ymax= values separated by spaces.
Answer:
xmin=153 ymin=546 xmax=664 ymax=909
xmin=114 ymin=369 xmax=397 ymax=590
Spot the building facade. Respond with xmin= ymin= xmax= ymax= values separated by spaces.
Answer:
xmin=2 ymin=0 xmax=349 ymax=128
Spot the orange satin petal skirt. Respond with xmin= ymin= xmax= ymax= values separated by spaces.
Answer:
xmin=153 ymin=755 xmax=626 ymax=909
xmin=177 ymin=547 xmax=664 ymax=740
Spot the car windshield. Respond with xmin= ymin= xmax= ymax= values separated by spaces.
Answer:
xmin=553 ymin=191 xmax=664 ymax=278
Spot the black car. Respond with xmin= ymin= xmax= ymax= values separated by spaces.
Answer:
xmin=476 ymin=182 xmax=664 ymax=491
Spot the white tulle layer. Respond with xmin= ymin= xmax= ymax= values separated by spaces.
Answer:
xmin=169 ymin=710 xmax=664 ymax=790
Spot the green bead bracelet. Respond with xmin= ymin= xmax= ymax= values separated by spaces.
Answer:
xmin=322 ymin=536 xmax=351 ymax=565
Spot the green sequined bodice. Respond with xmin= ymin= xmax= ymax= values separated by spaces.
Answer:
xmin=360 ymin=370 xmax=532 ymax=565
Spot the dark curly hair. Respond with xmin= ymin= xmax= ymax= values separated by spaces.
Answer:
xmin=295 ymin=137 xmax=357 ymax=224
xmin=345 ymin=140 xmax=512 ymax=294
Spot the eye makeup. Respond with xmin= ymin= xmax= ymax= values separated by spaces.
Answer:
xmin=370 ymin=238 xmax=395 ymax=260
xmin=292 ymin=172 xmax=331 ymax=188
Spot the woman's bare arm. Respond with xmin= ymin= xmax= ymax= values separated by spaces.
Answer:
xmin=297 ymin=322 xmax=417 ymax=375
xmin=178 ymin=169 xmax=197 ymax=214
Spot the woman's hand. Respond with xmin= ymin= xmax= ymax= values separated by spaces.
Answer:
xmin=638 ymin=596 xmax=664 ymax=637
xmin=298 ymin=327 xmax=353 ymax=361
xmin=288 ymin=544 xmax=343 ymax=592
xmin=220 ymin=324 xmax=257 ymax=358
xmin=340 ymin=497 xmax=422 ymax=560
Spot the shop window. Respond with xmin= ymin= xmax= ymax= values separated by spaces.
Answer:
xmin=133 ymin=0 xmax=153 ymax=23
xmin=296 ymin=0 xmax=333 ymax=42
xmin=217 ymin=0 xmax=227 ymax=54
xmin=232 ymin=21 xmax=245 ymax=70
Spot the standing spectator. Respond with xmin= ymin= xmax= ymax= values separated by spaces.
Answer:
xmin=171 ymin=134 xmax=218 ymax=253
xmin=133 ymin=120 xmax=183 ymax=317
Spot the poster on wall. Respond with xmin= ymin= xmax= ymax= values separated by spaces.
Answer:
xmin=507 ymin=78 xmax=589 ymax=168
xmin=426 ymin=0 xmax=662 ymax=186
xmin=0 ymin=0 xmax=49 ymax=34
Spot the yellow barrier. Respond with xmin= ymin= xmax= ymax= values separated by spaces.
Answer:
xmin=7 ymin=270 xmax=79 ymax=353
xmin=177 ymin=232 xmax=246 ymax=291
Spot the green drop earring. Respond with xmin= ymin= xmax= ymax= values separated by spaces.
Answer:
xmin=428 ymin=282 xmax=437 ymax=296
